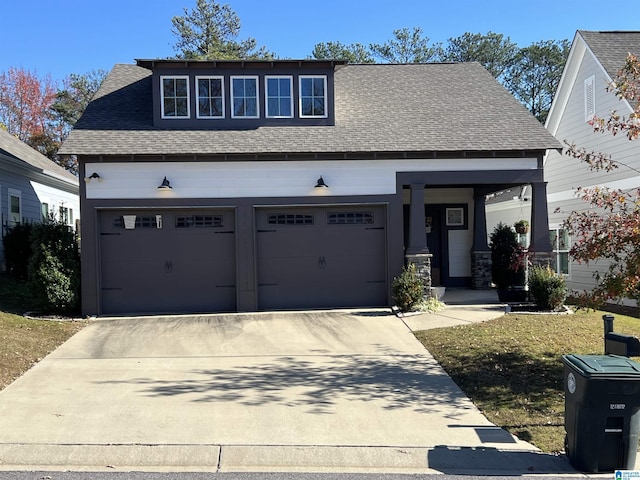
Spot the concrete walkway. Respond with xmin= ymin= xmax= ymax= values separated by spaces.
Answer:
xmin=0 ymin=293 xmax=581 ymax=474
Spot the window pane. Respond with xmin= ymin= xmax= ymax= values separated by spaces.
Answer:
xmin=559 ymin=229 xmax=570 ymax=250
xmin=314 ymin=98 xmax=325 ymax=115
xmin=267 ymin=78 xmax=278 ymax=94
xmin=313 ymin=78 xmax=324 ymax=96
xmin=280 ymin=78 xmax=291 ymax=96
xmin=175 ymin=78 xmax=188 ymax=96
xmin=268 ymin=98 xmax=279 ymax=116
xmin=246 ymin=98 xmax=257 ymax=116
xmin=301 ymin=98 xmax=312 ymax=116
xmin=233 ymin=78 xmax=244 ymax=96
xmin=549 ymin=230 xmax=558 ymax=249
xmin=245 ymin=79 xmax=256 ymax=96
xmin=280 ymin=98 xmax=291 ymax=116
xmin=301 ymin=78 xmax=312 ymax=96
xmin=559 ymin=253 xmax=569 ymax=275
xmin=10 ymin=195 xmax=20 ymax=213
xmin=198 ymin=79 xmax=209 ymax=96
xmin=163 ymin=78 xmax=175 ymax=96
xmin=212 ymin=98 xmax=223 ymax=116
xmin=234 ymin=99 xmax=245 ymax=117
xmin=211 ymin=79 xmax=222 ymax=97
xmin=176 ymin=98 xmax=188 ymax=116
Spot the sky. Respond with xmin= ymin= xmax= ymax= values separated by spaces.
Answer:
xmin=2 ymin=0 xmax=639 ymax=84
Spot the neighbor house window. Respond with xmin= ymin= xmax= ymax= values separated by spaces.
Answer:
xmin=196 ymin=76 xmax=224 ymax=118
xmin=265 ymin=76 xmax=293 ymax=118
xmin=59 ymin=206 xmax=73 ymax=225
xmin=299 ymin=76 xmax=327 ymax=118
xmin=8 ymin=189 xmax=21 ymax=225
xmin=231 ymin=76 xmax=259 ymax=118
xmin=161 ymin=76 xmax=190 ymax=118
xmin=41 ymin=202 xmax=49 ymax=221
xmin=550 ymin=227 xmax=570 ymax=275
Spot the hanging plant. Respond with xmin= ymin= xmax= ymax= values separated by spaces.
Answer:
xmin=514 ymin=219 xmax=530 ymax=234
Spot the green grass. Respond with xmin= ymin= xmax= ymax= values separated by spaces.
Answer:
xmin=414 ymin=310 xmax=640 ymax=453
xmin=0 ymin=274 xmax=87 ymax=390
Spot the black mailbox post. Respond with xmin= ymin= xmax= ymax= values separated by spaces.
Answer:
xmin=562 ymin=354 xmax=640 ymax=472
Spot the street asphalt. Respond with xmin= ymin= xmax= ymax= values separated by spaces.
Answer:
xmin=0 ymin=289 xmax=623 ymax=475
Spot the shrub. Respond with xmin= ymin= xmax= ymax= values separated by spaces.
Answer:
xmin=529 ymin=265 xmax=567 ymax=311
xmin=2 ymin=223 xmax=33 ymax=279
xmin=392 ymin=263 xmax=425 ymax=312
xmin=490 ymin=222 xmax=525 ymax=290
xmin=28 ymin=221 xmax=80 ymax=315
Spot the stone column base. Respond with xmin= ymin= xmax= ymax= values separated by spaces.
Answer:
xmin=471 ymin=250 xmax=492 ymax=290
xmin=405 ymin=253 xmax=433 ymax=297
xmin=529 ymin=251 xmax=555 ymax=268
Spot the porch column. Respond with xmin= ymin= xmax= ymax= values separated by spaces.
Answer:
xmin=405 ymin=184 xmax=432 ymax=296
xmin=529 ymin=182 xmax=554 ymax=266
xmin=406 ymin=184 xmax=428 ymax=255
xmin=471 ymin=190 xmax=492 ymax=289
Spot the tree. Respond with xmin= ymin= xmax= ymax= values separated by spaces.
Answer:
xmin=503 ymin=39 xmax=570 ymax=123
xmin=311 ymin=41 xmax=375 ymax=63
xmin=0 ymin=67 xmax=56 ymax=145
xmin=563 ymin=53 xmax=640 ymax=306
xmin=171 ymin=0 xmax=273 ymax=60
xmin=441 ymin=32 xmax=518 ymax=82
xmin=369 ymin=27 xmax=441 ymax=63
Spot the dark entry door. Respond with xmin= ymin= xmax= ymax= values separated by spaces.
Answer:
xmin=99 ymin=209 xmax=236 ymax=314
xmin=256 ymin=206 xmax=387 ymax=310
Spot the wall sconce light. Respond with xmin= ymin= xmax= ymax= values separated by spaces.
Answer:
xmin=315 ymin=176 xmax=329 ymax=188
xmin=84 ymin=172 xmax=102 ymax=183
xmin=157 ymin=176 xmax=172 ymax=190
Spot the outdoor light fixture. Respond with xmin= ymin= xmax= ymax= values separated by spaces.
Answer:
xmin=157 ymin=176 xmax=172 ymax=190
xmin=314 ymin=176 xmax=328 ymax=188
xmin=84 ymin=172 xmax=102 ymax=183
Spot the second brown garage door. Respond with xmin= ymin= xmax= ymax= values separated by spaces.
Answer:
xmin=256 ymin=205 xmax=387 ymax=310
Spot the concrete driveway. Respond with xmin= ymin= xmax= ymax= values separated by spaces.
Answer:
xmin=0 ymin=310 xmax=573 ymax=474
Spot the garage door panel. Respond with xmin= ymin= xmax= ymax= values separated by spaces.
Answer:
xmin=99 ymin=210 xmax=236 ymax=314
xmin=257 ymin=206 xmax=387 ymax=310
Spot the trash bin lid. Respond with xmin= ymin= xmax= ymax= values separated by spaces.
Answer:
xmin=562 ymin=354 xmax=640 ymax=379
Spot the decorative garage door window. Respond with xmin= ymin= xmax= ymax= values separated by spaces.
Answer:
xmin=113 ymin=216 xmax=158 ymax=229
xmin=267 ymin=214 xmax=314 ymax=225
xmin=327 ymin=212 xmax=373 ymax=225
xmin=176 ymin=215 xmax=223 ymax=228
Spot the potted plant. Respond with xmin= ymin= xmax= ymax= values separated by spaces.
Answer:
xmin=514 ymin=219 xmax=529 ymax=234
xmin=490 ymin=223 xmax=527 ymax=302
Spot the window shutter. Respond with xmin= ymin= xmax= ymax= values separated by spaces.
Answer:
xmin=584 ymin=76 xmax=595 ymax=122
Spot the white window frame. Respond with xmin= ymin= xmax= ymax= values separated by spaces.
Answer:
xmin=231 ymin=76 xmax=259 ymax=119
xmin=8 ymin=188 xmax=21 ymax=226
xmin=59 ymin=204 xmax=73 ymax=226
xmin=299 ymin=75 xmax=328 ymax=118
xmin=550 ymin=227 xmax=570 ymax=276
xmin=265 ymin=75 xmax=294 ymax=118
xmin=196 ymin=75 xmax=225 ymax=119
xmin=584 ymin=75 xmax=595 ymax=122
xmin=160 ymin=75 xmax=190 ymax=119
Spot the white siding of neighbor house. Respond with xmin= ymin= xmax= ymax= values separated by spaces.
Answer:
xmin=546 ymin=40 xmax=639 ymax=298
xmin=31 ymin=181 xmax=80 ymax=226
xmin=83 ymin=158 xmax=538 ymax=200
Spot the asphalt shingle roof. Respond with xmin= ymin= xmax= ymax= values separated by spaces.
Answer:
xmin=579 ymin=30 xmax=640 ymax=80
xmin=60 ymin=62 xmax=561 ymax=157
xmin=0 ymin=128 xmax=78 ymax=183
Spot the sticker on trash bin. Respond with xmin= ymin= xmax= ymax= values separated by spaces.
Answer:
xmin=615 ymin=470 xmax=640 ymax=480
xmin=567 ymin=372 xmax=576 ymax=394
xmin=610 ymin=403 xmax=626 ymax=410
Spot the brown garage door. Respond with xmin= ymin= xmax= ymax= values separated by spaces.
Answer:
xmin=257 ymin=205 xmax=387 ymax=310
xmin=99 ymin=210 xmax=236 ymax=314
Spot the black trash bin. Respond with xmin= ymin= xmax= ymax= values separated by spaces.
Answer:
xmin=562 ymin=354 xmax=640 ymax=472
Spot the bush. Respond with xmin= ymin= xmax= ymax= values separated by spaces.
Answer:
xmin=392 ymin=263 xmax=425 ymax=312
xmin=529 ymin=265 xmax=567 ymax=311
xmin=28 ymin=221 xmax=80 ymax=315
xmin=490 ymin=222 xmax=525 ymax=290
xmin=2 ymin=223 xmax=33 ymax=279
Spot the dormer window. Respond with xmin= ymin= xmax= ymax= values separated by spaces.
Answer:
xmin=196 ymin=76 xmax=224 ymax=118
xmin=161 ymin=76 xmax=190 ymax=118
xmin=265 ymin=76 xmax=293 ymax=118
xmin=231 ymin=76 xmax=259 ymax=118
xmin=300 ymin=76 xmax=327 ymax=118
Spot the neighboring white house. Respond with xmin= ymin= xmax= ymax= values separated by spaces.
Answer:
xmin=0 ymin=128 xmax=79 ymax=269
xmin=487 ymin=30 xmax=640 ymax=300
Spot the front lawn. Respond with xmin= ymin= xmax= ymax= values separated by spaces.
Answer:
xmin=414 ymin=310 xmax=640 ymax=453
xmin=0 ymin=274 xmax=87 ymax=390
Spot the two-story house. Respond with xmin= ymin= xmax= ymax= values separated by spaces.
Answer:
xmin=487 ymin=31 xmax=640 ymax=302
xmin=60 ymin=59 xmax=560 ymax=316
